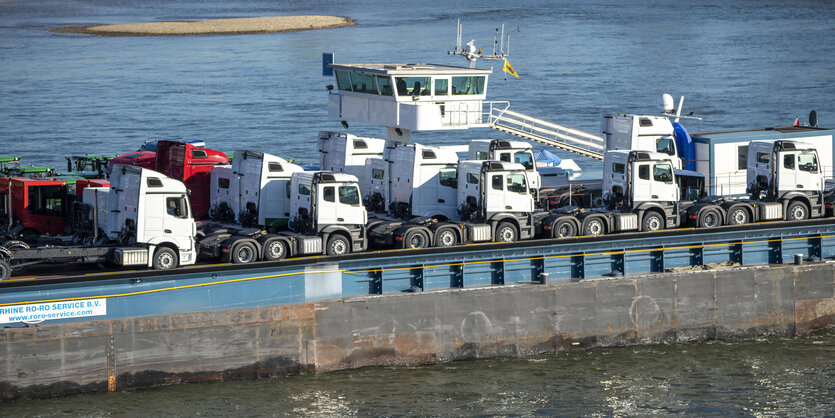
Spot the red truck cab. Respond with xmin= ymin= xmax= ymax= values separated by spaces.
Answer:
xmin=107 ymin=151 xmax=156 ymax=172
xmin=0 ymin=177 xmax=70 ymax=237
xmin=155 ymin=141 xmax=229 ymax=218
xmin=75 ymin=178 xmax=110 ymax=196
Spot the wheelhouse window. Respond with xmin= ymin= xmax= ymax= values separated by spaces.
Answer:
xmin=351 ymin=72 xmax=377 ymax=94
xmin=376 ymin=76 xmax=393 ymax=96
xmin=738 ymin=145 xmax=748 ymax=170
xmin=451 ymin=76 xmax=485 ymax=95
xmin=434 ymin=78 xmax=449 ymax=95
xmin=395 ymin=77 xmax=431 ymax=96
xmin=335 ymin=70 xmax=352 ymax=91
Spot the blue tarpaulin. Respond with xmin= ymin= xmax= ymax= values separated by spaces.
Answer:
xmin=534 ymin=149 xmax=562 ymax=166
xmin=673 ymin=122 xmax=695 ymax=171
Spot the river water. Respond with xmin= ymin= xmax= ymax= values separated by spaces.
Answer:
xmin=4 ymin=331 xmax=834 ymax=415
xmin=2 ymin=0 xmax=835 ymax=413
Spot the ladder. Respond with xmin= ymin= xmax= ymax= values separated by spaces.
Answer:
xmin=489 ymin=108 xmax=605 ymax=160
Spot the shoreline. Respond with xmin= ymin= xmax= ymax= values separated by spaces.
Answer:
xmin=50 ymin=15 xmax=355 ymax=36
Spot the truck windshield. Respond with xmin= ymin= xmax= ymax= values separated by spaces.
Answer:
xmin=339 ymin=186 xmax=360 ymax=205
xmin=656 ymin=137 xmax=675 ymax=156
xmin=506 ymin=173 xmax=527 ymax=193
xmin=514 ymin=151 xmax=534 ymax=170
xmin=654 ymin=164 xmax=673 ymax=183
xmin=28 ymin=185 xmax=65 ymax=216
xmin=798 ymin=152 xmax=818 ymax=173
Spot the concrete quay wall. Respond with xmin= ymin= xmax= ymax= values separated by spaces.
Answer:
xmin=2 ymin=263 xmax=833 ymax=400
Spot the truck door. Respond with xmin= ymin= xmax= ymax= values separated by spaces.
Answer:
xmin=796 ymin=151 xmax=822 ymax=192
xmin=163 ymin=195 xmax=194 ymax=250
xmin=632 ymin=163 xmax=653 ymax=202
xmin=651 ymin=163 xmax=677 ymax=202
xmin=485 ymin=173 xmax=506 ymax=214
xmin=777 ymin=151 xmax=797 ymax=193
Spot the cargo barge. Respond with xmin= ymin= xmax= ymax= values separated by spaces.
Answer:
xmin=1 ymin=53 xmax=834 ymax=400
xmin=2 ymin=219 xmax=834 ymax=400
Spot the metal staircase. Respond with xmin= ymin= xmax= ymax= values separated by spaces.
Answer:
xmin=489 ymin=108 xmax=605 ymax=160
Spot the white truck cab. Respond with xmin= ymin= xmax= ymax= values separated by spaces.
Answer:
xmin=468 ymin=139 xmax=541 ymax=197
xmin=747 ymin=140 xmax=823 ymax=197
xmin=106 ymin=165 xmax=197 ymax=266
xmin=603 ymin=150 xmax=679 ymax=207
xmin=214 ymin=150 xmax=303 ymax=229
xmin=602 ymin=114 xmax=680 ymax=169
xmin=318 ymin=131 xmax=386 ymax=188
xmin=457 ymin=160 xmax=534 ymax=219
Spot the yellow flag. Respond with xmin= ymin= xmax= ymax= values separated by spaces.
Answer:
xmin=503 ymin=59 xmax=519 ymax=78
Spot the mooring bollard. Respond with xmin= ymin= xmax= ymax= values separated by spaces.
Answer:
xmin=538 ymin=272 xmax=549 ymax=284
xmin=794 ymin=254 xmax=803 ymax=265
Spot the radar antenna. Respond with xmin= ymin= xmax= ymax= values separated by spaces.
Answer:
xmin=448 ymin=20 xmax=519 ymax=68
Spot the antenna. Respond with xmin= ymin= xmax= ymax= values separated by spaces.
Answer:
xmin=448 ymin=20 xmax=520 ymax=67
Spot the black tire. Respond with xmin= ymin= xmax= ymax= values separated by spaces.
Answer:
xmin=153 ymin=247 xmax=178 ymax=270
xmin=326 ymin=234 xmax=350 ymax=256
xmin=263 ymin=239 xmax=288 ymax=261
xmin=786 ymin=201 xmax=808 ymax=221
xmin=699 ymin=209 xmax=722 ymax=228
xmin=553 ymin=219 xmax=576 ymax=238
xmin=435 ymin=229 xmax=457 ymax=247
xmin=0 ymin=259 xmax=10 ymax=281
xmin=403 ymin=230 xmax=430 ymax=249
xmin=2 ymin=240 xmax=29 ymax=250
xmin=642 ymin=212 xmax=664 ymax=232
xmin=583 ymin=218 xmax=605 ymax=236
xmin=495 ymin=222 xmax=517 ymax=242
xmin=727 ymin=207 xmax=749 ymax=225
xmin=231 ymin=242 xmax=258 ymax=264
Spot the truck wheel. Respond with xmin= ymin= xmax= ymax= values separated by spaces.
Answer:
xmin=326 ymin=235 xmax=350 ymax=256
xmin=495 ymin=222 xmax=517 ymax=242
xmin=435 ymin=229 xmax=457 ymax=247
xmin=153 ymin=247 xmax=178 ymax=270
xmin=554 ymin=219 xmax=576 ymax=238
xmin=786 ymin=201 xmax=808 ymax=221
xmin=263 ymin=239 xmax=287 ymax=261
xmin=403 ymin=230 xmax=429 ymax=249
xmin=231 ymin=242 xmax=257 ymax=264
xmin=728 ymin=207 xmax=748 ymax=225
xmin=642 ymin=212 xmax=664 ymax=232
xmin=0 ymin=259 xmax=10 ymax=281
xmin=699 ymin=209 xmax=722 ymax=228
xmin=583 ymin=218 xmax=605 ymax=236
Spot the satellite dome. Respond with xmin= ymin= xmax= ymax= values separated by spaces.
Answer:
xmin=659 ymin=94 xmax=674 ymax=114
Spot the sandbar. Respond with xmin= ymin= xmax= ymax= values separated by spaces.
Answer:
xmin=51 ymin=15 xmax=354 ymax=36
